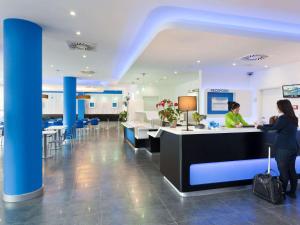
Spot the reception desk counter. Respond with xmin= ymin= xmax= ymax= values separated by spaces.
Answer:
xmin=159 ymin=127 xmax=300 ymax=195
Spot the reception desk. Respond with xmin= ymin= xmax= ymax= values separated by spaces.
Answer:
xmin=160 ymin=127 xmax=300 ymax=195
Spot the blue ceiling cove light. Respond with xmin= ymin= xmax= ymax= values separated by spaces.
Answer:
xmin=190 ymin=157 xmax=300 ymax=185
xmin=114 ymin=6 xmax=300 ymax=80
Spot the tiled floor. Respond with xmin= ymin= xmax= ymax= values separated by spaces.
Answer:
xmin=0 ymin=122 xmax=300 ymax=225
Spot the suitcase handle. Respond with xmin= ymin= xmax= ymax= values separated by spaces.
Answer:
xmin=267 ymin=146 xmax=271 ymax=174
xmin=264 ymin=169 xmax=279 ymax=177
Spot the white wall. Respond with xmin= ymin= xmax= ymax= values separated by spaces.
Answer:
xmin=127 ymin=75 xmax=201 ymax=122
xmin=201 ymin=70 xmax=255 ymax=124
xmin=43 ymin=93 xmax=64 ymax=114
xmin=201 ymin=69 xmax=252 ymax=90
xmin=85 ymin=94 xmax=123 ymax=114
xmin=42 ymin=92 xmax=124 ymax=115
xmin=127 ymin=70 xmax=257 ymax=125
xmin=250 ymin=61 xmax=300 ymax=120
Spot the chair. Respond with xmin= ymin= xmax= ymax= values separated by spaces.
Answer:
xmin=82 ymin=119 xmax=88 ymax=134
xmin=76 ymin=120 xmax=84 ymax=137
xmin=91 ymin=118 xmax=100 ymax=132
xmin=55 ymin=119 xmax=63 ymax=126
xmin=62 ymin=129 xmax=74 ymax=148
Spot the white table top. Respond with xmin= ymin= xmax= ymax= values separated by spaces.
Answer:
xmin=160 ymin=126 xmax=261 ymax=135
xmin=45 ymin=125 xmax=67 ymax=130
xmin=43 ymin=130 xmax=57 ymax=135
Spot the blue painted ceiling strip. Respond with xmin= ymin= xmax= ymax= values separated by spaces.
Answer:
xmin=43 ymin=90 xmax=123 ymax=95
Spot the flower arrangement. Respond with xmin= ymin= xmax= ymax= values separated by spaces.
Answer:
xmin=156 ymin=99 xmax=180 ymax=127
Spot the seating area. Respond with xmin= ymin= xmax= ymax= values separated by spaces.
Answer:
xmin=41 ymin=117 xmax=101 ymax=158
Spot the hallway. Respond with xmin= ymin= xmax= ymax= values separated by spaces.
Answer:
xmin=0 ymin=123 xmax=299 ymax=225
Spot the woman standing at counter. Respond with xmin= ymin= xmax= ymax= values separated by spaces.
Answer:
xmin=225 ymin=101 xmax=249 ymax=128
xmin=258 ymin=99 xmax=299 ymax=198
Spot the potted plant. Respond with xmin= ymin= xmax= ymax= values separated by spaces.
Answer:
xmin=156 ymin=99 xmax=180 ymax=128
xmin=192 ymin=112 xmax=207 ymax=129
xmin=119 ymin=111 xmax=128 ymax=122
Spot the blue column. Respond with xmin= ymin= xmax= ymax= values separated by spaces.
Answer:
xmin=78 ymin=92 xmax=85 ymax=120
xmin=63 ymin=77 xmax=77 ymax=138
xmin=3 ymin=19 xmax=43 ymax=202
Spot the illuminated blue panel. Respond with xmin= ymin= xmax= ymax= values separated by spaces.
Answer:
xmin=125 ymin=128 xmax=135 ymax=146
xmin=190 ymin=157 xmax=300 ymax=185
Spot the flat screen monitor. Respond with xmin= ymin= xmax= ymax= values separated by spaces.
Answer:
xmin=282 ymin=84 xmax=300 ymax=98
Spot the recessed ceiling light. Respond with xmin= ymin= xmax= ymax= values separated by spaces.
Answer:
xmin=76 ymin=31 xmax=81 ymax=36
xmin=50 ymin=64 xmax=54 ymax=68
xmin=264 ymin=65 xmax=269 ymax=68
xmin=196 ymin=60 xmax=201 ymax=64
xmin=232 ymin=63 xmax=237 ymax=66
xmin=70 ymin=11 xmax=76 ymax=16
xmin=85 ymin=66 xmax=89 ymax=69
xmin=82 ymin=54 xmax=87 ymax=58
xmin=174 ymin=71 xmax=178 ymax=75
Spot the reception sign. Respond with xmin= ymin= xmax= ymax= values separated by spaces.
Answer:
xmin=207 ymin=92 xmax=234 ymax=114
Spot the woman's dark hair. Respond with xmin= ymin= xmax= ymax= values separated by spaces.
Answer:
xmin=228 ymin=101 xmax=240 ymax=111
xmin=277 ymin=99 xmax=298 ymax=126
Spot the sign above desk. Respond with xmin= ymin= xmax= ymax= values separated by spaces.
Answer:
xmin=209 ymin=89 xmax=230 ymax=93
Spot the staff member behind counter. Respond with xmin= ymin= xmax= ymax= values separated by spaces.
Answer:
xmin=225 ymin=101 xmax=249 ymax=128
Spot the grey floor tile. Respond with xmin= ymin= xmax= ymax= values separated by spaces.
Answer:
xmin=0 ymin=122 xmax=299 ymax=225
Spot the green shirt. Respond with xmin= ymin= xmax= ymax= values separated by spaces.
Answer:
xmin=225 ymin=111 xmax=248 ymax=128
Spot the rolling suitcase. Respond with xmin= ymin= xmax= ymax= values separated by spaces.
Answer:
xmin=252 ymin=146 xmax=284 ymax=204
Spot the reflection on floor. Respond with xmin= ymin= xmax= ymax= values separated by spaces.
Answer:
xmin=0 ymin=122 xmax=300 ymax=225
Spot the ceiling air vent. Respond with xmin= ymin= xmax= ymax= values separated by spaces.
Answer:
xmin=80 ymin=70 xmax=95 ymax=75
xmin=67 ymin=41 xmax=96 ymax=51
xmin=240 ymin=54 xmax=268 ymax=61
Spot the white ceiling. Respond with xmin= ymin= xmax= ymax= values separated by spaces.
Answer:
xmin=122 ymin=28 xmax=300 ymax=84
xmin=1 ymin=0 xmax=300 ymax=86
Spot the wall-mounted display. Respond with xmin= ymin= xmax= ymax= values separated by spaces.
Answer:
xmin=112 ymin=100 xmax=118 ymax=108
xmin=282 ymin=84 xmax=300 ymax=98
xmin=89 ymin=102 xmax=95 ymax=108
xmin=207 ymin=92 xmax=234 ymax=114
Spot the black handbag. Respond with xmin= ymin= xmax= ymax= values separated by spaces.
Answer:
xmin=252 ymin=146 xmax=284 ymax=204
